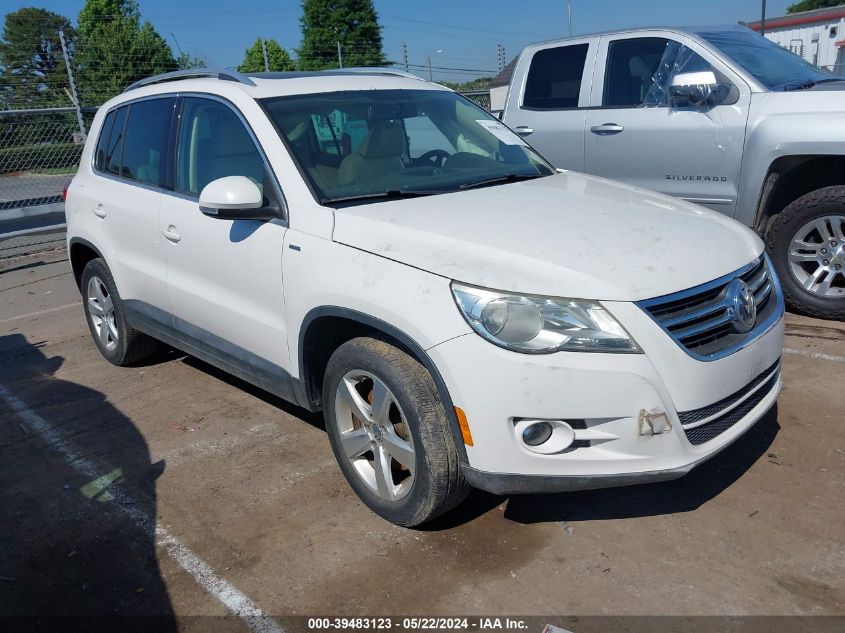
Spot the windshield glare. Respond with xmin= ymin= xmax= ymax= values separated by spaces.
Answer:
xmin=261 ymin=89 xmax=554 ymax=204
xmin=696 ymin=26 xmax=842 ymax=89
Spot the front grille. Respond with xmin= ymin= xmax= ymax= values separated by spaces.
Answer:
xmin=638 ymin=256 xmax=781 ymax=359
xmin=681 ymin=366 xmax=780 ymax=445
xmin=678 ymin=359 xmax=780 ymax=426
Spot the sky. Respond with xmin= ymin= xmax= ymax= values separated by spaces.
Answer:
xmin=4 ymin=0 xmax=795 ymax=81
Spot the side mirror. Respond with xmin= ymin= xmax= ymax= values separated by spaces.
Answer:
xmin=198 ymin=176 xmax=277 ymax=220
xmin=669 ymin=71 xmax=719 ymax=108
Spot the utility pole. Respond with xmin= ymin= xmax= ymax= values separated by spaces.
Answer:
xmin=58 ymin=29 xmax=86 ymax=139
xmin=261 ymin=38 xmax=269 ymax=72
xmin=760 ymin=0 xmax=767 ymax=36
xmin=428 ymin=55 xmax=433 ymax=81
xmin=337 ymin=41 xmax=343 ymax=69
xmin=568 ymin=0 xmax=573 ymax=37
xmin=402 ymin=42 xmax=409 ymax=73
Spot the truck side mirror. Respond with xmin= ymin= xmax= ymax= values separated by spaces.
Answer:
xmin=669 ymin=71 xmax=720 ymax=108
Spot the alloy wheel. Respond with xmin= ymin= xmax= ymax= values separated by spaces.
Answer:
xmin=86 ymin=276 xmax=118 ymax=352
xmin=333 ymin=370 xmax=416 ymax=502
xmin=788 ymin=214 xmax=845 ymax=298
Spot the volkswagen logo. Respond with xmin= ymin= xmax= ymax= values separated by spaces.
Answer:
xmin=726 ymin=279 xmax=756 ymax=333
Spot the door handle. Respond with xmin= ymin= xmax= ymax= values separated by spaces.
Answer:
xmin=92 ymin=204 xmax=106 ymax=218
xmin=514 ymin=126 xmax=534 ymax=136
xmin=161 ymin=226 xmax=182 ymax=243
xmin=590 ymin=123 xmax=624 ymax=135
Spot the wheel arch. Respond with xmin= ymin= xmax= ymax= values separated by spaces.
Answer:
xmin=69 ymin=237 xmax=106 ymax=290
xmin=297 ymin=306 xmax=469 ymax=464
xmin=754 ymin=155 xmax=845 ymax=233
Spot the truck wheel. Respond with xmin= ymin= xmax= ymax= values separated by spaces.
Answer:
xmin=322 ymin=336 xmax=470 ymax=527
xmin=81 ymin=258 xmax=159 ymax=366
xmin=766 ymin=185 xmax=845 ymax=319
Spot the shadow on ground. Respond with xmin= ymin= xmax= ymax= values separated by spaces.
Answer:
xmin=0 ymin=333 xmax=175 ymax=630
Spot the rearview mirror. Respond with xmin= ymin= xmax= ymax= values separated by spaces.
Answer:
xmin=198 ymin=176 xmax=276 ymax=220
xmin=669 ymin=71 xmax=719 ymax=108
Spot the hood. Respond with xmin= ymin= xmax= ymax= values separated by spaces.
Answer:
xmin=332 ymin=172 xmax=763 ymax=302
xmin=754 ymin=85 xmax=845 ymax=116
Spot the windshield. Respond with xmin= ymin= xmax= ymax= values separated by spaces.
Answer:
xmin=261 ymin=89 xmax=554 ymax=204
xmin=695 ymin=26 xmax=843 ymax=90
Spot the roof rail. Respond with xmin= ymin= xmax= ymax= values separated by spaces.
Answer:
xmin=329 ymin=67 xmax=424 ymax=81
xmin=123 ymin=68 xmax=256 ymax=93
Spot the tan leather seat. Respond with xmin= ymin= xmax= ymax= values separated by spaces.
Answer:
xmin=337 ymin=122 xmax=405 ymax=187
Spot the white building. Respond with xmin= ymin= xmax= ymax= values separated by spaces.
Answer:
xmin=747 ymin=5 xmax=845 ymax=73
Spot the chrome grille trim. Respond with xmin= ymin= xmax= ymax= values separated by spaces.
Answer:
xmin=637 ymin=254 xmax=784 ymax=361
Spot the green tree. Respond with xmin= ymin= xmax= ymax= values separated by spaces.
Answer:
xmin=238 ymin=38 xmax=295 ymax=72
xmin=0 ymin=7 xmax=75 ymax=108
xmin=176 ymin=52 xmax=206 ymax=69
xmin=787 ymin=0 xmax=844 ymax=13
xmin=297 ymin=0 xmax=386 ymax=70
xmin=74 ymin=0 xmax=175 ymax=105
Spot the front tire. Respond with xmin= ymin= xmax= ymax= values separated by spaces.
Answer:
xmin=80 ymin=258 xmax=158 ymax=366
xmin=322 ymin=336 xmax=470 ymax=527
xmin=766 ymin=185 xmax=845 ymax=319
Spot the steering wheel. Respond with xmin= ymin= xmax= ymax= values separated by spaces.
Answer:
xmin=413 ymin=149 xmax=450 ymax=168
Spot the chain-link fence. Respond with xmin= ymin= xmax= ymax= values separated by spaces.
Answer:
xmin=1 ymin=107 xmax=93 ymax=209
xmin=458 ymin=89 xmax=491 ymax=110
xmin=0 ymin=104 xmax=92 ymax=260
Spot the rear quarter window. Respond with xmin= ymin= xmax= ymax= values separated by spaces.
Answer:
xmin=104 ymin=106 xmax=127 ymax=176
xmin=94 ymin=110 xmax=116 ymax=171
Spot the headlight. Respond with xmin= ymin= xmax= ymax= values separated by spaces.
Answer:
xmin=451 ymin=282 xmax=641 ymax=354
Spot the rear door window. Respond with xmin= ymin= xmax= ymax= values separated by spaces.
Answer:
xmin=120 ymin=97 xmax=175 ymax=187
xmin=523 ymin=43 xmax=589 ymax=109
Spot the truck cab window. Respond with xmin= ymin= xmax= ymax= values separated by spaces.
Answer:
xmin=523 ymin=43 xmax=589 ymax=109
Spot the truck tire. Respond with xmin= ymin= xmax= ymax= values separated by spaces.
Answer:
xmin=765 ymin=185 xmax=845 ymax=320
xmin=81 ymin=258 xmax=159 ymax=365
xmin=322 ymin=336 xmax=470 ymax=527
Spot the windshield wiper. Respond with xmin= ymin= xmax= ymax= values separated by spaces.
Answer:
xmin=459 ymin=173 xmax=543 ymax=191
xmin=779 ymin=78 xmax=844 ymax=91
xmin=324 ymin=189 xmax=439 ymax=204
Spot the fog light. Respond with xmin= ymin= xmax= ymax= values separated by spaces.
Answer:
xmin=514 ymin=419 xmax=576 ymax=454
xmin=522 ymin=421 xmax=553 ymax=446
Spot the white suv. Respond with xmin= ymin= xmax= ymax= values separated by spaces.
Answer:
xmin=65 ymin=69 xmax=785 ymax=526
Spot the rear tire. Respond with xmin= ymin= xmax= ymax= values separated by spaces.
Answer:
xmin=765 ymin=185 xmax=845 ymax=320
xmin=80 ymin=258 xmax=158 ymax=366
xmin=322 ymin=336 xmax=470 ymax=527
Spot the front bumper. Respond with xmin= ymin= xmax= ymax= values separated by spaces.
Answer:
xmin=428 ymin=297 xmax=784 ymax=494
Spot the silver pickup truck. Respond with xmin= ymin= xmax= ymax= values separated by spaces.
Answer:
xmin=501 ymin=24 xmax=845 ymax=319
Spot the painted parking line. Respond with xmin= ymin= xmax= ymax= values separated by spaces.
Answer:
xmin=0 ymin=301 xmax=80 ymax=325
xmin=0 ymin=381 xmax=284 ymax=633
xmin=783 ymin=347 xmax=845 ymax=363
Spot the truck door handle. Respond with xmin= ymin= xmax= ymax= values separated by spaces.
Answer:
xmin=590 ymin=123 xmax=624 ymax=135
xmin=92 ymin=204 xmax=106 ymax=218
xmin=161 ymin=226 xmax=182 ymax=243
xmin=514 ymin=126 xmax=534 ymax=136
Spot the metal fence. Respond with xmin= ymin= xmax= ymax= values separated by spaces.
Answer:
xmin=0 ymin=107 xmax=94 ymax=210
xmin=458 ymin=90 xmax=491 ymax=110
